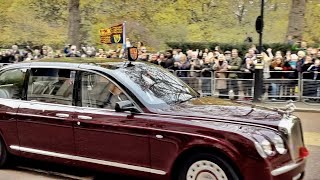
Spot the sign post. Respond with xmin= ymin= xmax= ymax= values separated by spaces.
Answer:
xmin=253 ymin=0 xmax=265 ymax=102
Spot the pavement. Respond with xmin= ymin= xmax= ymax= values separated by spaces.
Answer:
xmin=254 ymin=101 xmax=320 ymax=112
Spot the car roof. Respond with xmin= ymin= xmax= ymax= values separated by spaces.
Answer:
xmin=0 ymin=58 xmax=137 ymax=71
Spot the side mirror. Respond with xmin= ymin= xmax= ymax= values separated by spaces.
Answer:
xmin=115 ymin=100 xmax=139 ymax=113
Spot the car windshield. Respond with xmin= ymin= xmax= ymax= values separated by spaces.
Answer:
xmin=113 ymin=63 xmax=199 ymax=108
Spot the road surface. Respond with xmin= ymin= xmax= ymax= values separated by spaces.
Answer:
xmin=0 ymin=112 xmax=319 ymax=180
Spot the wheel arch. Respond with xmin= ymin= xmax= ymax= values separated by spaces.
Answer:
xmin=170 ymin=145 xmax=243 ymax=180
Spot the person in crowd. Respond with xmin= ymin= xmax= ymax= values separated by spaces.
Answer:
xmin=283 ymin=54 xmax=299 ymax=100
xmin=317 ymin=49 xmax=320 ymax=60
xmin=214 ymin=46 xmax=223 ymax=54
xmin=306 ymin=59 xmax=320 ymax=101
xmin=284 ymin=50 xmax=291 ymax=61
xmin=189 ymin=51 xmax=202 ymax=91
xmin=160 ymin=50 xmax=175 ymax=70
xmin=270 ymin=57 xmax=284 ymax=100
xmin=301 ymin=56 xmax=316 ymax=97
xmin=148 ymin=54 xmax=159 ymax=65
xmin=96 ymin=48 xmax=106 ymax=58
xmin=173 ymin=50 xmax=181 ymax=62
xmin=310 ymin=48 xmax=318 ymax=62
xmin=307 ymin=47 xmax=313 ymax=57
xmin=227 ymin=49 xmax=242 ymax=99
xmin=24 ymin=52 xmax=34 ymax=61
xmin=66 ymin=45 xmax=81 ymax=57
xmin=54 ymin=50 xmax=63 ymax=58
xmin=262 ymin=52 xmax=272 ymax=98
xmin=174 ymin=54 xmax=191 ymax=78
xmin=201 ymin=55 xmax=214 ymax=95
xmin=186 ymin=50 xmax=193 ymax=61
xmin=213 ymin=54 xmax=228 ymax=99
xmin=157 ymin=53 xmax=165 ymax=64
xmin=244 ymin=48 xmax=256 ymax=64
xmin=240 ymin=57 xmax=255 ymax=99
xmin=1 ymin=50 xmax=15 ymax=63
xmin=224 ymin=51 xmax=232 ymax=63
xmin=297 ymin=50 xmax=306 ymax=73
xmin=138 ymin=46 xmax=148 ymax=61
xmin=33 ymin=49 xmax=42 ymax=60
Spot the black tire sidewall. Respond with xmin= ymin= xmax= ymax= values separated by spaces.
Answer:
xmin=177 ymin=153 xmax=239 ymax=180
xmin=0 ymin=138 xmax=8 ymax=168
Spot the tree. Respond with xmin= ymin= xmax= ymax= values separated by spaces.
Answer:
xmin=68 ymin=0 xmax=81 ymax=48
xmin=287 ymin=0 xmax=306 ymax=41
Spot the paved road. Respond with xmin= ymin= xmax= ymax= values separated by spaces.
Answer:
xmin=0 ymin=112 xmax=319 ymax=180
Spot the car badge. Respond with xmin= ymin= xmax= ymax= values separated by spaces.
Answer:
xmin=128 ymin=47 xmax=138 ymax=61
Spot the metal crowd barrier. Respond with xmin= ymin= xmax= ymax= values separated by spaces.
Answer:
xmin=171 ymin=70 xmax=320 ymax=104
xmin=175 ymin=70 xmax=214 ymax=96
xmin=264 ymin=71 xmax=300 ymax=101
xmin=301 ymin=72 xmax=320 ymax=104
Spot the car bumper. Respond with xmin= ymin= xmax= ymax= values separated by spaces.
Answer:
xmin=271 ymin=159 xmax=306 ymax=180
xmin=243 ymin=159 xmax=307 ymax=180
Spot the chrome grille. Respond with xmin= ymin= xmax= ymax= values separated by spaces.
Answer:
xmin=279 ymin=116 xmax=305 ymax=161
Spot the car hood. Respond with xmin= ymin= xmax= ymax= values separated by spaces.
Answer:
xmin=153 ymin=97 xmax=284 ymax=127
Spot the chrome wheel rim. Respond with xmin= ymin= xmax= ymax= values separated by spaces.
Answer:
xmin=186 ymin=160 xmax=228 ymax=180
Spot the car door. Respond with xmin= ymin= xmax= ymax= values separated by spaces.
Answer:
xmin=15 ymin=68 xmax=76 ymax=158
xmin=73 ymin=71 xmax=151 ymax=174
xmin=0 ymin=68 xmax=26 ymax=152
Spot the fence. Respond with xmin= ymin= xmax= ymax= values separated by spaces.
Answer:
xmin=170 ymin=70 xmax=320 ymax=104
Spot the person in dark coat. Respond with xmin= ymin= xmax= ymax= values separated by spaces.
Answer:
xmin=240 ymin=58 xmax=255 ymax=99
xmin=160 ymin=50 xmax=175 ymax=70
xmin=174 ymin=54 xmax=191 ymax=78
xmin=301 ymin=56 xmax=314 ymax=97
xmin=201 ymin=56 xmax=214 ymax=95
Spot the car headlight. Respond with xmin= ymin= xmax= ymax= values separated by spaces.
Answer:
xmin=272 ymin=135 xmax=287 ymax=155
xmin=261 ymin=139 xmax=275 ymax=156
xmin=253 ymin=135 xmax=275 ymax=158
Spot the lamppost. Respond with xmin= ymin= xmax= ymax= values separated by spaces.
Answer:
xmin=253 ymin=0 xmax=265 ymax=102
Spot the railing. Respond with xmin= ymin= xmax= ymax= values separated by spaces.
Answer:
xmin=169 ymin=69 xmax=320 ymax=104
xmin=175 ymin=70 xmax=214 ymax=96
xmin=301 ymin=72 xmax=320 ymax=105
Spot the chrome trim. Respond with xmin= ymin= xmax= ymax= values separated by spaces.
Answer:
xmin=271 ymin=159 xmax=305 ymax=176
xmin=278 ymin=115 xmax=304 ymax=161
xmin=78 ymin=115 xmax=92 ymax=120
xmin=10 ymin=145 xmax=166 ymax=175
xmin=56 ymin=113 xmax=70 ymax=118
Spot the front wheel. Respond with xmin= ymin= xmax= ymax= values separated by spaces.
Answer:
xmin=177 ymin=153 xmax=240 ymax=180
xmin=0 ymin=138 xmax=9 ymax=168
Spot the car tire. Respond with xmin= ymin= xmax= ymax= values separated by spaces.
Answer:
xmin=0 ymin=138 xmax=9 ymax=168
xmin=177 ymin=153 xmax=240 ymax=180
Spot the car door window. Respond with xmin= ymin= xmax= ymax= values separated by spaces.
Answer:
xmin=27 ymin=68 xmax=75 ymax=105
xmin=81 ymin=72 xmax=129 ymax=109
xmin=0 ymin=68 xmax=26 ymax=99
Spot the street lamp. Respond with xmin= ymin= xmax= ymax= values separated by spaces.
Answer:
xmin=253 ymin=0 xmax=265 ymax=102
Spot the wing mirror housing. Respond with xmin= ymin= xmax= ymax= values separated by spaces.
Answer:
xmin=115 ymin=100 xmax=139 ymax=113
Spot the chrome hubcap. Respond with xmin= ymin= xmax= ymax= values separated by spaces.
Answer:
xmin=186 ymin=160 xmax=228 ymax=180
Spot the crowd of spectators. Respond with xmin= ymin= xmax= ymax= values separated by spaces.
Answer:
xmin=1 ymin=41 xmax=320 ymax=101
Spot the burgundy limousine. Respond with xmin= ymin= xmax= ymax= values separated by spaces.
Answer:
xmin=0 ymin=59 xmax=307 ymax=180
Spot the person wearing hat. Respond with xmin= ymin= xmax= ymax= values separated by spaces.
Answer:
xmin=224 ymin=51 xmax=232 ymax=63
